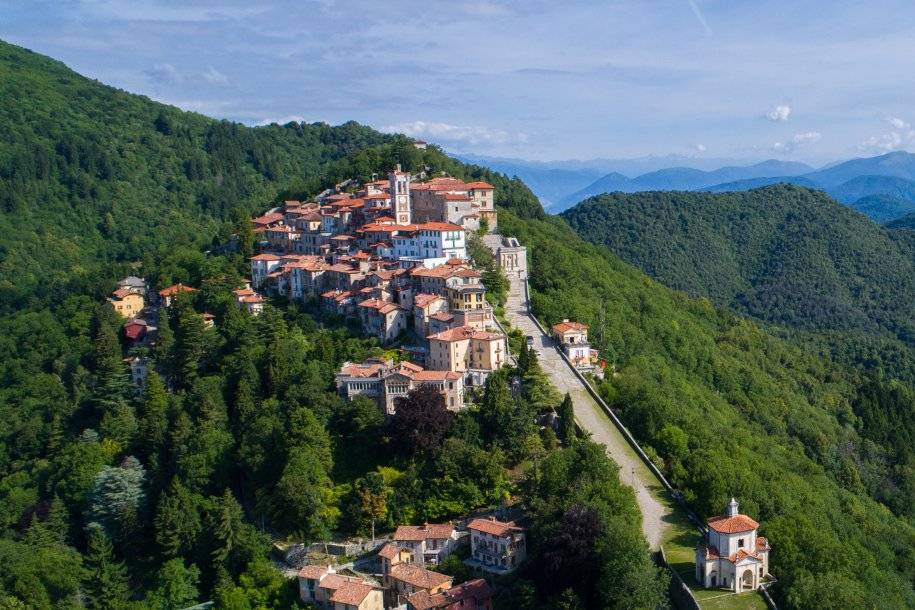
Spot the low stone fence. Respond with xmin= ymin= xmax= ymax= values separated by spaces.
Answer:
xmin=656 ymin=547 xmax=701 ymax=610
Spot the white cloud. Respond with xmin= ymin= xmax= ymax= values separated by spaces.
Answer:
xmin=772 ymin=131 xmax=821 ymax=152
xmin=202 ymin=66 xmax=229 ymax=86
xmin=887 ymin=116 xmax=910 ymax=130
xmin=381 ymin=120 xmax=528 ymax=149
xmin=765 ymin=104 xmax=791 ymax=122
xmin=859 ymin=117 xmax=915 ymax=152
xmin=694 ymin=143 xmax=707 ymax=152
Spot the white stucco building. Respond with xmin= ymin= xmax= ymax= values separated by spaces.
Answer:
xmin=696 ymin=499 xmax=771 ymax=592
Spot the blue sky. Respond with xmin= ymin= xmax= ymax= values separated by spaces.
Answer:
xmin=3 ymin=0 xmax=915 ymax=163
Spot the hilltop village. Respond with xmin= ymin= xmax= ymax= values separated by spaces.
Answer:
xmin=239 ymin=166 xmax=524 ymax=411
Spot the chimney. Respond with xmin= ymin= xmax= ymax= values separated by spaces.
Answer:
xmin=395 ymin=163 xmax=402 ymax=172
xmin=726 ymin=497 xmax=739 ymax=517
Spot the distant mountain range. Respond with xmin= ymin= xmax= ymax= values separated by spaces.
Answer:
xmin=467 ymin=150 xmax=915 ymax=222
xmin=455 ymin=153 xmax=778 ymax=207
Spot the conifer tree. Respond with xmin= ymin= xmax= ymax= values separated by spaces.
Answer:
xmin=137 ymin=371 xmax=169 ymax=485
xmin=557 ymin=393 xmax=577 ymax=445
xmin=83 ymin=524 xmax=130 ymax=610
xmin=171 ymin=298 xmax=205 ymax=390
xmin=154 ymin=479 xmax=201 ymax=559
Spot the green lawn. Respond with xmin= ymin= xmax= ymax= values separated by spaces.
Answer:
xmin=694 ymin=590 xmax=768 ymax=610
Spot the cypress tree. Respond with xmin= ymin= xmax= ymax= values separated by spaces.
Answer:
xmin=557 ymin=393 xmax=577 ymax=445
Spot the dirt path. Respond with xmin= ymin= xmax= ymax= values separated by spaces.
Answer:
xmin=503 ymin=276 xmax=670 ymax=549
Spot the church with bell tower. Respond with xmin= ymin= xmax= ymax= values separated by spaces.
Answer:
xmin=696 ymin=498 xmax=771 ymax=592
xmin=389 ymin=165 xmax=412 ymax=225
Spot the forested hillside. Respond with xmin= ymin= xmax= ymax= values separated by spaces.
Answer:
xmin=561 ymin=186 xmax=915 ymax=356
xmin=496 ymin=202 xmax=915 ymax=608
xmin=0 ymin=40 xmax=666 ymax=609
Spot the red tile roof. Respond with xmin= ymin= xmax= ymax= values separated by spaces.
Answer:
xmin=394 ymin=523 xmax=455 ymax=541
xmin=415 ymin=221 xmax=464 ymax=232
xmin=249 ymin=253 xmax=284 ymax=261
xmin=467 ymin=517 xmax=524 ymax=538
xmin=465 ymin=181 xmax=495 ymax=190
xmin=111 ymin=287 xmax=136 ymax=299
xmin=329 ymin=581 xmax=375 ymax=606
xmin=407 ymin=579 xmax=493 ymax=610
xmin=707 ymin=514 xmax=759 ymax=534
xmin=378 ymin=542 xmax=401 ymax=560
xmin=158 ymin=283 xmax=197 ymax=297
xmin=298 ymin=565 xmax=331 ymax=580
xmin=414 ymin=293 xmax=445 ymax=309
xmin=390 ymin=563 xmax=452 ymax=590
xmin=359 ymin=298 xmax=401 ymax=314
xmin=552 ymin=321 xmax=588 ymax=334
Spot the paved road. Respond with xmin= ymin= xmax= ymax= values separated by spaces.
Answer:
xmin=504 ymin=275 xmax=670 ymax=549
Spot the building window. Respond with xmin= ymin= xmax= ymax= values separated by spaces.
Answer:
xmin=738 ymin=539 xmax=745 ymax=548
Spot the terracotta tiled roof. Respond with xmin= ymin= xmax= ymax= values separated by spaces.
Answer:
xmin=467 ymin=517 xmax=524 ymax=538
xmin=707 ymin=514 xmax=759 ymax=534
xmin=389 ymin=563 xmax=452 ymax=590
xmin=249 ymin=253 xmax=284 ymax=261
xmin=414 ymin=293 xmax=445 ymax=309
xmin=394 ymin=523 xmax=455 ymax=541
xmin=411 ymin=370 xmax=462 ymax=381
xmin=252 ymin=212 xmax=284 ymax=225
xmin=111 ymin=287 xmax=136 ymax=299
xmin=339 ymin=361 xmax=386 ymax=378
xmin=409 ymin=578 xmax=494 ymax=610
xmin=465 ymin=181 xmax=495 ymax=189
xmin=329 ymin=581 xmax=375 ymax=606
xmin=552 ymin=321 xmax=588 ymax=334
xmin=158 ymin=283 xmax=197 ymax=297
xmin=359 ymin=298 xmax=401 ymax=314
xmin=415 ymin=221 xmax=464 ymax=232
xmin=378 ymin=542 xmax=401 ymax=560
xmin=429 ymin=312 xmax=454 ymax=322
xmin=298 ymin=565 xmax=331 ymax=580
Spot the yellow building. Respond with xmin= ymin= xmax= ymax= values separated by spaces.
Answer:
xmin=108 ymin=288 xmax=145 ymax=318
xmin=446 ymin=282 xmax=486 ymax=311
xmin=427 ymin=326 xmax=506 ymax=375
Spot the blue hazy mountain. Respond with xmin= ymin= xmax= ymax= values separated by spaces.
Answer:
xmin=557 ymin=159 xmax=813 ymax=210
xmin=804 ymin=150 xmax=915 ymax=187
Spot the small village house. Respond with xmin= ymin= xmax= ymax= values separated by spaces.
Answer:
xmin=297 ymin=565 xmax=383 ymax=610
xmin=466 ymin=517 xmax=526 ymax=575
xmin=108 ymin=287 xmax=144 ymax=318
xmin=158 ymin=283 xmax=197 ymax=307
xmin=550 ymin=320 xmax=595 ymax=371
xmin=392 ymin=523 xmax=462 ymax=566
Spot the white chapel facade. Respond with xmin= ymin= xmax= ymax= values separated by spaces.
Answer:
xmin=696 ymin=498 xmax=771 ymax=592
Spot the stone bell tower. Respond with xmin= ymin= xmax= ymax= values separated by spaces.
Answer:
xmin=389 ymin=164 xmax=412 ymax=225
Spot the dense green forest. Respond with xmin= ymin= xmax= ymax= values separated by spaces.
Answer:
xmin=496 ymin=201 xmax=915 ymax=608
xmin=0 ymin=40 xmax=664 ymax=609
xmin=561 ymin=186 xmax=915 ymax=342
xmin=0 ymin=39 xmax=396 ymax=312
